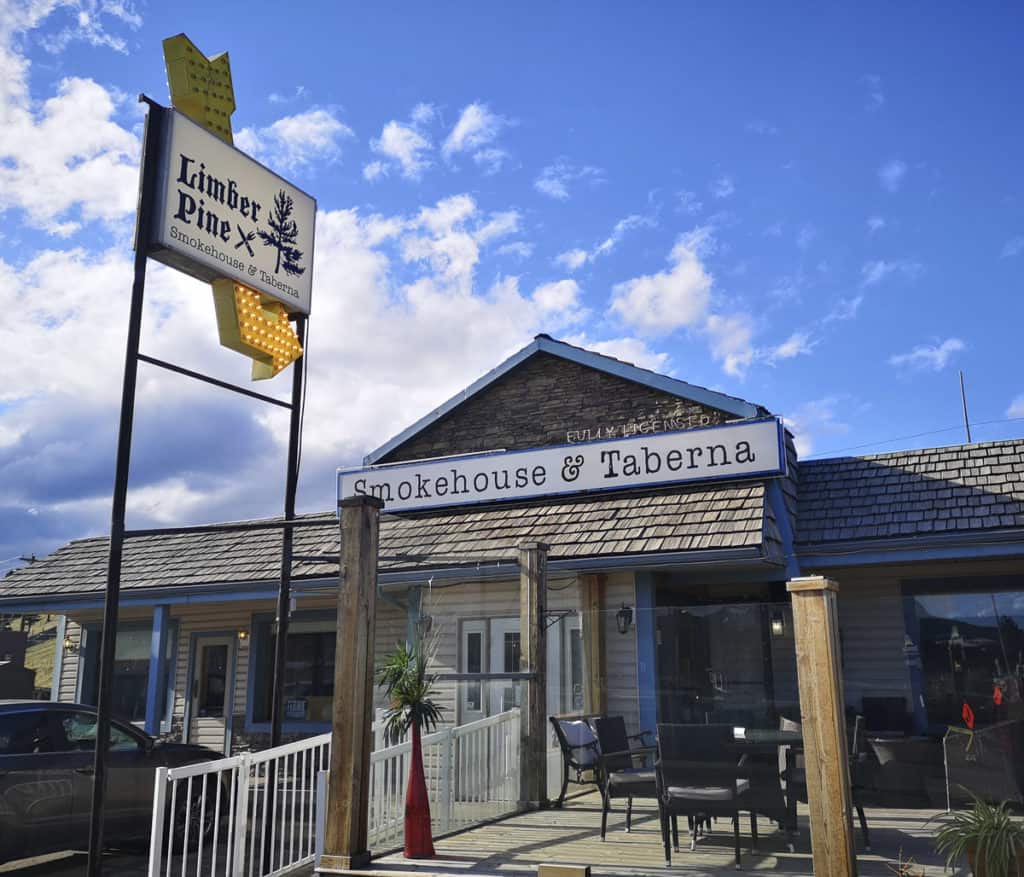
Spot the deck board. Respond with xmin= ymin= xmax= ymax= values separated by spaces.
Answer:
xmin=363 ymin=793 xmax=953 ymax=876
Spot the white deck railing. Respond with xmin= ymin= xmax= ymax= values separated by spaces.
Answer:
xmin=148 ymin=709 xmax=520 ymax=877
xmin=363 ymin=708 xmax=521 ymax=849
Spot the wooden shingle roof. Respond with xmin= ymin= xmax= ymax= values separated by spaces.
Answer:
xmin=0 ymin=482 xmax=775 ymax=602
xmin=796 ymin=439 xmax=1024 ymax=546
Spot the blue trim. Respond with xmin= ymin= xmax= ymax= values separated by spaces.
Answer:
xmin=184 ymin=630 xmax=237 ymax=753
xmin=634 ymin=572 xmax=658 ymax=734
xmin=244 ymin=609 xmax=337 ymax=735
xmin=144 ymin=606 xmax=170 ymax=735
xmin=346 ymin=417 xmax=786 ymax=516
xmin=51 ymin=615 xmax=66 ymax=702
xmin=364 ymin=335 xmax=762 ymax=465
xmin=798 ymin=538 xmax=1024 ymax=570
xmin=766 ymin=480 xmax=800 ymax=580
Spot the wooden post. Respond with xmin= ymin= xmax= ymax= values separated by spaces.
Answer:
xmin=580 ymin=573 xmax=607 ymax=715
xmin=317 ymin=495 xmax=382 ymax=874
xmin=519 ymin=541 xmax=549 ymax=810
xmin=787 ymin=576 xmax=857 ymax=877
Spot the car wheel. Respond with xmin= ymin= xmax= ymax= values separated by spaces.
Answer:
xmin=167 ymin=779 xmax=226 ymax=852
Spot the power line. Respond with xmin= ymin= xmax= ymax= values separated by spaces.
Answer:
xmin=804 ymin=415 xmax=1024 ymax=460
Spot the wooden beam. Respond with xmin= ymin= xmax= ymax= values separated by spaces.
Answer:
xmin=786 ymin=575 xmax=857 ymax=877
xmin=580 ymin=573 xmax=606 ymax=715
xmin=317 ymin=496 xmax=382 ymax=873
xmin=518 ymin=541 xmax=549 ymax=810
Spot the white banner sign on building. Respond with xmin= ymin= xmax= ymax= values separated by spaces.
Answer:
xmin=148 ymin=108 xmax=316 ymax=314
xmin=339 ymin=417 xmax=786 ymax=514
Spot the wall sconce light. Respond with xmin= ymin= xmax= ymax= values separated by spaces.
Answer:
xmin=615 ymin=604 xmax=634 ymax=635
xmin=237 ymin=629 xmax=250 ymax=642
xmin=416 ymin=614 xmax=433 ymax=639
xmin=770 ymin=610 xmax=786 ymax=638
xmin=63 ymin=634 xmax=79 ymax=654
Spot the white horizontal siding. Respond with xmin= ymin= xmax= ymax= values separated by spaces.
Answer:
xmin=837 ymin=576 xmax=913 ymax=711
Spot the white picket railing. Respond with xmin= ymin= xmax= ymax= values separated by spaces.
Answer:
xmin=147 ymin=732 xmax=331 ymax=877
xmin=364 ymin=708 xmax=521 ymax=850
xmin=148 ymin=709 xmax=520 ymax=877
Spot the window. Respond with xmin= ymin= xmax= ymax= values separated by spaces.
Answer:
xmin=0 ymin=711 xmax=52 ymax=754
xmin=251 ymin=616 xmax=336 ymax=724
xmin=59 ymin=712 xmax=141 ymax=752
xmin=911 ymin=589 xmax=1024 ymax=729
xmin=80 ymin=621 xmax=177 ymax=727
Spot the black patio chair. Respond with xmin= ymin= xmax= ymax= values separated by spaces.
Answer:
xmin=591 ymin=715 xmax=657 ymax=838
xmin=779 ymin=715 xmax=872 ymax=851
xmin=549 ymin=714 xmax=601 ymax=807
xmin=655 ymin=723 xmax=753 ymax=869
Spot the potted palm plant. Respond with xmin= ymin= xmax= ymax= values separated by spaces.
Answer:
xmin=376 ymin=643 xmax=445 ymax=859
xmin=935 ymin=795 xmax=1024 ymax=876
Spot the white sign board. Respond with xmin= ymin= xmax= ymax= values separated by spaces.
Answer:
xmin=149 ymin=109 xmax=316 ymax=314
xmin=338 ymin=417 xmax=786 ymax=514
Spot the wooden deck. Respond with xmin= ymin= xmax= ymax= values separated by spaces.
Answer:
xmin=362 ymin=792 xmax=954 ymax=876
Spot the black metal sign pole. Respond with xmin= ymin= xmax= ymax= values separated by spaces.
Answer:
xmin=87 ymin=96 xmax=164 ymax=877
xmin=269 ymin=314 xmax=306 ymax=749
xmin=264 ymin=316 xmax=306 ymax=874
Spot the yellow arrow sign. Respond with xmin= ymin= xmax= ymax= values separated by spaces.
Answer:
xmin=162 ymin=33 xmax=303 ymax=380
xmin=163 ymin=33 xmax=235 ymax=144
xmin=212 ymin=281 xmax=303 ymax=379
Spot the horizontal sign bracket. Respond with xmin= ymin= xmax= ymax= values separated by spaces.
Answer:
xmin=138 ymin=352 xmax=293 ymax=409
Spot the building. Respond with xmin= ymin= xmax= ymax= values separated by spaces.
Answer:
xmin=2 ymin=334 xmax=1023 ymax=799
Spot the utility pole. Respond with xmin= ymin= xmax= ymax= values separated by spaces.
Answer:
xmin=959 ymin=370 xmax=972 ymax=443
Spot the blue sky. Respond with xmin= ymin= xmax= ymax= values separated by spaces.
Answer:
xmin=1 ymin=1 xmax=1022 ymax=572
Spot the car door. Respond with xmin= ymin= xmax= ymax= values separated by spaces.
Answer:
xmin=0 ymin=708 xmax=73 ymax=862
xmin=57 ymin=709 xmax=155 ymax=848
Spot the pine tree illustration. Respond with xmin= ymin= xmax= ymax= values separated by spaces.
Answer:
xmin=258 ymin=190 xmax=306 ymax=276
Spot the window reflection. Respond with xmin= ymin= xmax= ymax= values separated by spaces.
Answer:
xmin=914 ymin=591 xmax=1024 ymax=729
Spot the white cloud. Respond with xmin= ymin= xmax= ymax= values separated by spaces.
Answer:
xmin=363 ymin=160 xmax=386 ymax=182
xmin=785 ymin=397 xmax=850 ymax=457
xmin=497 ymin=241 xmax=533 ymax=259
xmin=709 ymin=174 xmax=735 ymax=199
xmin=366 ymin=120 xmax=432 ymax=180
xmin=1008 ymin=396 xmax=1024 ymax=419
xmin=860 ymin=259 xmax=923 ymax=287
xmin=235 ymin=109 xmax=353 ymax=173
xmin=268 ymin=86 xmax=307 ymax=104
xmin=889 ymin=338 xmax=965 ymax=372
xmin=1000 ymin=236 xmax=1024 ymax=259
xmin=442 ymin=102 xmax=512 ymax=169
xmin=878 ymin=159 xmax=907 ymax=192
xmin=771 ymin=332 xmax=815 ymax=360
xmin=609 ymin=228 xmax=714 ymax=335
xmin=796 ymin=224 xmax=816 ymax=250
xmin=0 ymin=76 xmax=139 ymax=235
xmin=556 ymin=248 xmax=589 ymax=271
xmin=534 ymin=159 xmax=605 ymax=200
xmin=571 ymin=336 xmax=670 ymax=373
xmin=823 ymin=295 xmax=864 ymax=323
xmin=410 ymin=102 xmax=436 ymax=125
xmin=555 ymin=214 xmax=656 ymax=271
xmin=474 ymin=210 xmax=520 ymax=245
xmin=704 ymin=313 xmax=755 ymax=377
xmin=472 ymin=147 xmax=509 ymax=175
xmin=745 ymin=120 xmax=779 ymax=135
xmin=676 ymin=190 xmax=703 ymax=215
xmin=763 ymin=222 xmax=783 ymax=238
xmin=862 ymin=74 xmax=885 ymax=111
xmin=867 ymin=216 xmax=886 ymax=235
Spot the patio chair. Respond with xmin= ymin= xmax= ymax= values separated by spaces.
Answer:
xmin=779 ymin=715 xmax=872 ymax=851
xmin=549 ymin=714 xmax=601 ymax=807
xmin=591 ymin=715 xmax=657 ymax=838
xmin=655 ymin=723 xmax=752 ymax=869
